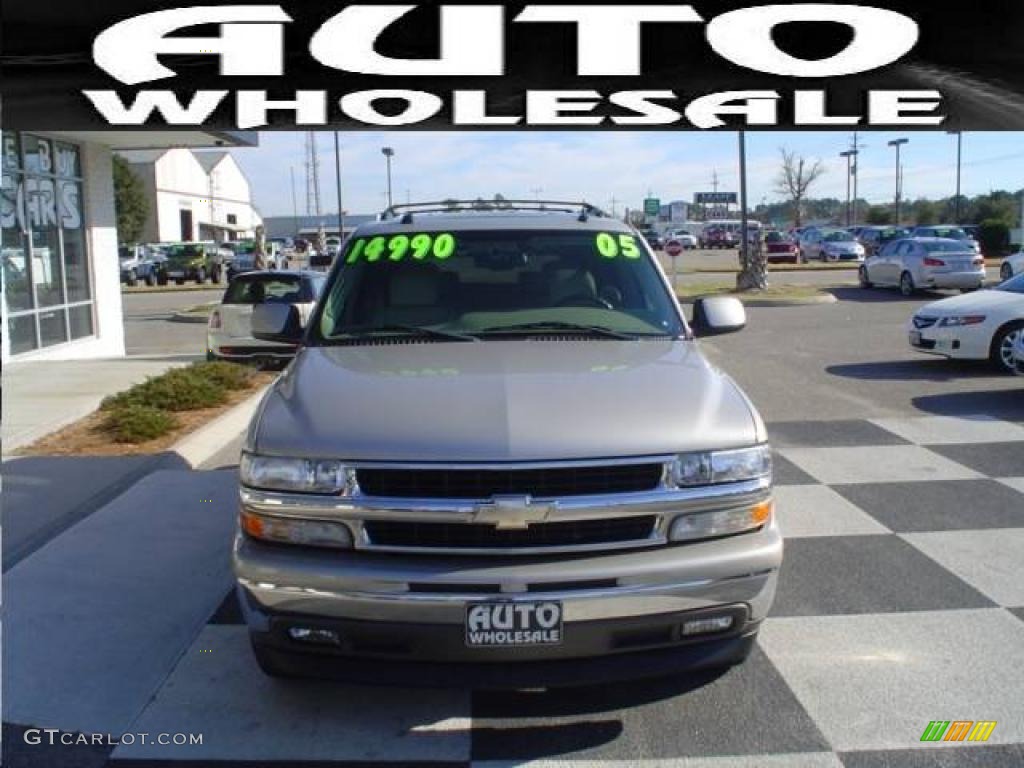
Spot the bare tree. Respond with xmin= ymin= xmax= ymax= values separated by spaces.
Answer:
xmin=775 ymin=149 xmax=825 ymax=227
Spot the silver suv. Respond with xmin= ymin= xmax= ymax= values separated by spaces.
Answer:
xmin=234 ymin=201 xmax=781 ymax=687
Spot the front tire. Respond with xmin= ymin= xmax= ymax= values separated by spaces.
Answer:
xmin=195 ymin=266 xmax=207 ymax=284
xmin=859 ymin=265 xmax=873 ymax=288
xmin=127 ymin=269 xmax=138 ymax=287
xmin=157 ymin=272 xmax=168 ymax=286
xmin=145 ymin=270 xmax=156 ymax=287
xmin=1001 ymin=263 xmax=1014 ymax=282
xmin=899 ymin=271 xmax=915 ymax=297
xmin=990 ymin=321 xmax=1024 ymax=374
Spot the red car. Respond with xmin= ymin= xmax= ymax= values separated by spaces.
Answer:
xmin=701 ymin=227 xmax=738 ymax=249
xmin=764 ymin=230 xmax=800 ymax=263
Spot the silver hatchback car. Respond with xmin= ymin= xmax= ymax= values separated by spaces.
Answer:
xmin=860 ymin=237 xmax=986 ymax=296
xmin=233 ymin=201 xmax=781 ymax=688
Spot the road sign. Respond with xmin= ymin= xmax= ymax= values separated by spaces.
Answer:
xmin=643 ymin=198 xmax=661 ymax=216
xmin=695 ymin=192 xmax=738 ymax=205
xmin=664 ymin=239 xmax=684 ymax=257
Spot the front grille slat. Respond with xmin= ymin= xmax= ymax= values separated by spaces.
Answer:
xmin=364 ymin=516 xmax=658 ymax=550
xmin=356 ymin=464 xmax=663 ymax=499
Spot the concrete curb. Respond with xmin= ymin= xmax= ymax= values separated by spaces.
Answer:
xmin=171 ymin=386 xmax=268 ymax=468
xmin=678 ymin=293 xmax=837 ymax=307
xmin=169 ymin=311 xmax=211 ymax=324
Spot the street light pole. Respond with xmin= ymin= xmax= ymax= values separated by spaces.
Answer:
xmin=334 ymin=132 xmax=344 ymax=240
xmin=738 ymin=130 xmax=750 ymax=277
xmin=381 ymin=146 xmax=395 ymax=208
xmin=289 ymin=166 xmax=299 ymax=237
xmin=888 ymin=138 xmax=909 ymax=225
xmin=953 ymin=130 xmax=963 ymax=223
xmin=840 ymin=150 xmax=855 ymax=226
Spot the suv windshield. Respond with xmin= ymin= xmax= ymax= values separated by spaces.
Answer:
xmin=929 ymin=227 xmax=970 ymax=239
xmin=313 ymin=229 xmax=683 ymax=341
xmin=165 ymin=244 xmax=203 ymax=259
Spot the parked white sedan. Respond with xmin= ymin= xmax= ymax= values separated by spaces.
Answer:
xmin=1014 ymin=328 xmax=1024 ymax=376
xmin=208 ymin=270 xmax=326 ymax=367
xmin=862 ymin=238 xmax=985 ymax=296
xmin=1000 ymin=249 xmax=1024 ymax=282
xmin=907 ymin=272 xmax=1024 ymax=373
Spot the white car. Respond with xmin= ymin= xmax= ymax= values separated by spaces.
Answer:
xmin=907 ymin=272 xmax=1024 ymax=373
xmin=800 ymin=228 xmax=865 ymax=262
xmin=862 ymin=237 xmax=985 ymax=296
xmin=1014 ymin=328 xmax=1024 ymax=376
xmin=325 ymin=236 xmax=342 ymax=258
xmin=1000 ymin=249 xmax=1024 ymax=282
xmin=663 ymin=229 xmax=698 ymax=249
xmin=208 ymin=270 xmax=326 ymax=366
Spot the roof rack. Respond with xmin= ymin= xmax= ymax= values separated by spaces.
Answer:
xmin=379 ymin=199 xmax=610 ymax=223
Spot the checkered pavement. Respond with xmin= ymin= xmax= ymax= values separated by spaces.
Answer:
xmin=5 ymin=415 xmax=1024 ymax=767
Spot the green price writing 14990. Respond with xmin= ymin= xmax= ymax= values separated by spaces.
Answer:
xmin=347 ymin=233 xmax=456 ymax=263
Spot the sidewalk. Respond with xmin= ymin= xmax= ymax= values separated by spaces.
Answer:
xmin=2 ymin=356 xmax=187 ymax=453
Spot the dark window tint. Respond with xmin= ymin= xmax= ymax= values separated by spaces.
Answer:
xmin=223 ymin=275 xmax=311 ymax=304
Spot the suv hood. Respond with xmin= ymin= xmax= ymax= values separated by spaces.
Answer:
xmin=250 ymin=340 xmax=763 ymax=462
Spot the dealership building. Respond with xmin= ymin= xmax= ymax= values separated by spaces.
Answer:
xmin=1 ymin=131 xmax=256 ymax=363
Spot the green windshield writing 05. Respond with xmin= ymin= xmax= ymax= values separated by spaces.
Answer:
xmin=595 ymin=233 xmax=641 ymax=259
xmin=347 ymin=233 xmax=457 ymax=264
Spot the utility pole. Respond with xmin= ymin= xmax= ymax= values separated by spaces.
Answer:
xmin=888 ymin=138 xmax=909 ymax=225
xmin=839 ymin=150 xmax=855 ymax=226
xmin=949 ymin=130 xmax=963 ymax=223
xmin=738 ymin=132 xmax=750 ymax=276
xmin=304 ymin=132 xmax=321 ymax=217
xmin=609 ymin=195 xmax=620 ymax=217
xmin=289 ymin=166 xmax=299 ymax=237
xmin=381 ymin=147 xmax=395 ymax=208
xmin=333 ymin=132 xmax=344 ymax=240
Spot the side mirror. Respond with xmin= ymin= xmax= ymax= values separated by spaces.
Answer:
xmin=252 ymin=303 xmax=304 ymax=344
xmin=691 ymin=296 xmax=746 ymax=337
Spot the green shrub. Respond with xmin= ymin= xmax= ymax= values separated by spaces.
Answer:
xmin=102 ymin=367 xmax=227 ymax=412
xmin=101 ymin=404 xmax=178 ymax=443
xmin=189 ymin=360 xmax=257 ymax=390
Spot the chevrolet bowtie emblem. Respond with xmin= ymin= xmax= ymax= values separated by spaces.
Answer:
xmin=473 ymin=495 xmax=556 ymax=529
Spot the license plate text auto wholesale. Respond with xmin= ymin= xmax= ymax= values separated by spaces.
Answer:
xmin=465 ymin=601 xmax=563 ymax=647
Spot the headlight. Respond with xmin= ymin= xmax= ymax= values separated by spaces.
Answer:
xmin=938 ymin=315 xmax=986 ymax=327
xmin=240 ymin=452 xmax=353 ymax=494
xmin=669 ymin=444 xmax=772 ymax=487
xmin=240 ymin=509 xmax=353 ymax=548
xmin=669 ymin=500 xmax=773 ymax=542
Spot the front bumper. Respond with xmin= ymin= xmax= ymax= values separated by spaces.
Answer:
xmin=907 ymin=322 xmax=990 ymax=360
xmin=233 ymin=509 xmax=781 ymax=683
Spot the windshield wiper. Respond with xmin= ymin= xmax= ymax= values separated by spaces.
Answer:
xmin=331 ymin=324 xmax=478 ymax=342
xmin=476 ymin=321 xmax=664 ymax=340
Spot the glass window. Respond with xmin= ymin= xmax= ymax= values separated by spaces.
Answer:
xmin=8 ymin=313 xmax=37 ymax=354
xmin=23 ymin=135 xmax=55 ymax=176
xmin=68 ymin=303 xmax=94 ymax=339
xmin=3 ymin=133 xmax=92 ymax=355
xmin=37 ymin=308 xmax=67 ymax=347
xmin=30 ymin=225 xmax=64 ymax=307
xmin=224 ymin=275 xmax=308 ymax=304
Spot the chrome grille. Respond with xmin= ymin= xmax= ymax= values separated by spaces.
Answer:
xmin=355 ymin=464 xmax=664 ymax=499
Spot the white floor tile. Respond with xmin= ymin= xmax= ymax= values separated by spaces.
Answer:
xmin=902 ymin=529 xmax=1024 ymax=607
xmin=870 ymin=415 xmax=1024 ymax=446
xmin=758 ymin=609 xmax=1024 ymax=751
xmin=773 ymin=485 xmax=891 ymax=538
xmin=778 ymin=445 xmax=982 ymax=485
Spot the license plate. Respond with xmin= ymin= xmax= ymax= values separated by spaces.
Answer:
xmin=910 ymin=330 xmax=922 ymax=346
xmin=465 ymin=601 xmax=563 ymax=647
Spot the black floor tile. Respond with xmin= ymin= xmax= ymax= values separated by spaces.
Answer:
xmin=773 ymin=453 xmax=818 ymax=486
xmin=768 ymin=420 xmax=911 ymax=448
xmin=927 ymin=442 xmax=1024 ymax=478
xmin=470 ymin=645 xmax=829 ymax=760
xmin=833 ymin=479 xmax=1024 ymax=532
xmin=771 ymin=536 xmax=995 ymax=616
xmin=840 ymin=743 xmax=1024 ymax=767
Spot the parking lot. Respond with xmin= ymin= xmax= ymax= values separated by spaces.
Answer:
xmin=5 ymin=257 xmax=1024 ymax=768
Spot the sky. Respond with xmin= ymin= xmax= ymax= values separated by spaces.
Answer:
xmin=220 ymin=131 xmax=1024 ymax=219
